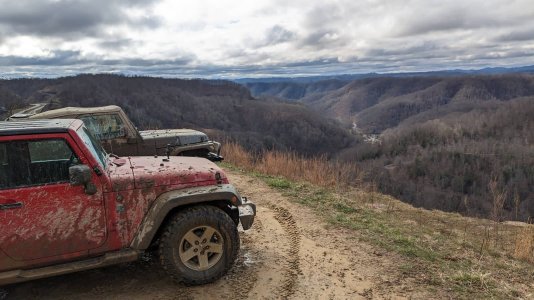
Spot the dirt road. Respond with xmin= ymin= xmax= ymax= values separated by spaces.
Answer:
xmin=1 ymin=170 xmax=411 ymax=299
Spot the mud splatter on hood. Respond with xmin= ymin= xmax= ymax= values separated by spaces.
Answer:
xmin=108 ymin=156 xmax=227 ymax=191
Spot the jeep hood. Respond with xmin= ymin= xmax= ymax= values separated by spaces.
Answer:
xmin=139 ymin=129 xmax=209 ymax=148
xmin=107 ymin=156 xmax=227 ymax=191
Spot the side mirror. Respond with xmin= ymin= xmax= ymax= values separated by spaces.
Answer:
xmin=69 ymin=165 xmax=91 ymax=186
xmin=69 ymin=165 xmax=97 ymax=195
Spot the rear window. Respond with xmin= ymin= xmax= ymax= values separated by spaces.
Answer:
xmin=80 ymin=114 xmax=126 ymax=140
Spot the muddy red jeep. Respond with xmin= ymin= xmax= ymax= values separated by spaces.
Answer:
xmin=0 ymin=119 xmax=255 ymax=286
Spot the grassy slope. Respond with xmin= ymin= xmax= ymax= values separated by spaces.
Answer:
xmin=222 ymin=161 xmax=534 ymax=299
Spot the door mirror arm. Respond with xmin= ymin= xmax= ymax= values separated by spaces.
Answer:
xmin=84 ymin=183 xmax=98 ymax=195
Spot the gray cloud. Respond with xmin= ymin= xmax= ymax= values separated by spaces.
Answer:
xmin=0 ymin=0 xmax=161 ymax=39
xmin=365 ymin=42 xmax=453 ymax=61
xmin=98 ymin=56 xmax=196 ymax=67
xmin=97 ymin=38 xmax=136 ymax=51
xmin=296 ymin=3 xmax=352 ymax=49
xmin=0 ymin=52 xmax=408 ymax=78
xmin=0 ymin=0 xmax=533 ymax=78
xmin=250 ymin=25 xmax=296 ymax=48
xmin=283 ymin=57 xmax=340 ymax=68
xmin=395 ymin=8 xmax=472 ymax=36
xmin=263 ymin=25 xmax=296 ymax=46
xmin=1 ymin=39 xmax=533 ymax=78
xmin=462 ymin=50 xmax=534 ymax=61
xmin=392 ymin=2 xmax=533 ymax=37
xmin=299 ymin=29 xmax=348 ymax=49
xmin=0 ymin=51 xmax=531 ymax=79
xmin=0 ymin=50 xmax=84 ymax=66
xmin=302 ymin=3 xmax=344 ymax=32
xmin=494 ymin=28 xmax=534 ymax=42
xmin=0 ymin=49 xmax=195 ymax=68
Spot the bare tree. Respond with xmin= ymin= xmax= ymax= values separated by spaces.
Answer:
xmin=489 ymin=176 xmax=507 ymax=223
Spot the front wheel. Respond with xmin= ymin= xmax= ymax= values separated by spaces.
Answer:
xmin=159 ymin=206 xmax=239 ymax=285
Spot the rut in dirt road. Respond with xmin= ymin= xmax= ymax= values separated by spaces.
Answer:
xmin=269 ymin=205 xmax=302 ymax=298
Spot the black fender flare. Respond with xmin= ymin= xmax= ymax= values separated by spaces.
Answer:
xmin=130 ymin=184 xmax=242 ymax=250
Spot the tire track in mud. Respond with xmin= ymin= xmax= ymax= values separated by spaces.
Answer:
xmin=269 ymin=204 xmax=301 ymax=299
xmin=213 ymin=226 xmax=260 ymax=299
xmin=227 ymin=173 xmax=304 ymax=299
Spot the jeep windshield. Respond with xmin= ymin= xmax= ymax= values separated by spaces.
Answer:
xmin=76 ymin=126 xmax=108 ymax=170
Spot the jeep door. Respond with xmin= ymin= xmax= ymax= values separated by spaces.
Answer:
xmin=0 ymin=134 xmax=106 ymax=269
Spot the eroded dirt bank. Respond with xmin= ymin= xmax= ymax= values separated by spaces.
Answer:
xmin=1 ymin=170 xmax=415 ymax=299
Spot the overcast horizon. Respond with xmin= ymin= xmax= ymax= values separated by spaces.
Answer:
xmin=0 ymin=0 xmax=533 ymax=78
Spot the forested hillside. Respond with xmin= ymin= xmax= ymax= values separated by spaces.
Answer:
xmin=242 ymin=79 xmax=349 ymax=100
xmin=242 ymin=74 xmax=534 ymax=220
xmin=301 ymin=75 xmax=534 ymax=133
xmin=0 ymin=74 xmax=354 ymax=155
xmin=309 ymin=75 xmax=534 ymax=220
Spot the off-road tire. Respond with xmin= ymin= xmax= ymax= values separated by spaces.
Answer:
xmin=159 ymin=205 xmax=240 ymax=285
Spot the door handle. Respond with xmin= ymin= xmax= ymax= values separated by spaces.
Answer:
xmin=0 ymin=202 xmax=23 ymax=210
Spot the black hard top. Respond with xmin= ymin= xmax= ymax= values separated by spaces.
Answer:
xmin=0 ymin=119 xmax=80 ymax=136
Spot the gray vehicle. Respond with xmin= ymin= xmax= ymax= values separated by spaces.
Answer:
xmin=11 ymin=105 xmax=223 ymax=161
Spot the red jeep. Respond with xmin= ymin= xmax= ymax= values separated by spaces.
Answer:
xmin=0 ymin=119 xmax=255 ymax=286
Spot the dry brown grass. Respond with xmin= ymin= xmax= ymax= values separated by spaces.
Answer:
xmin=222 ymin=141 xmax=362 ymax=188
xmin=221 ymin=140 xmax=255 ymax=170
xmin=514 ymin=225 xmax=534 ymax=263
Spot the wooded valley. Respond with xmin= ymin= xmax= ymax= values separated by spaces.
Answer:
xmin=2 ymin=73 xmax=533 ymax=221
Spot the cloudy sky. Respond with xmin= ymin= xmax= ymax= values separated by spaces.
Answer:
xmin=0 ymin=0 xmax=533 ymax=78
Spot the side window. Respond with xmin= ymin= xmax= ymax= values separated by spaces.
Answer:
xmin=0 ymin=139 xmax=79 ymax=189
xmin=80 ymin=114 xmax=126 ymax=140
xmin=29 ymin=140 xmax=73 ymax=162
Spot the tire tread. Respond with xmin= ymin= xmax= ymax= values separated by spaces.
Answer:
xmin=159 ymin=205 xmax=239 ymax=286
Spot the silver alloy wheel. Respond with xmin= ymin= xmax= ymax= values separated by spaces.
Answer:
xmin=178 ymin=226 xmax=224 ymax=271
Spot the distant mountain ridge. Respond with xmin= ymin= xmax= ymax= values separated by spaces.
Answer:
xmin=240 ymin=79 xmax=349 ymax=100
xmin=236 ymin=65 xmax=534 ymax=99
